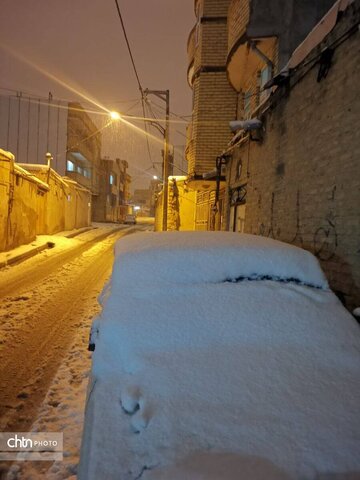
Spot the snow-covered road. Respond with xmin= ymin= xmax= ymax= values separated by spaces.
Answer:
xmin=0 ymin=223 xmax=151 ymax=480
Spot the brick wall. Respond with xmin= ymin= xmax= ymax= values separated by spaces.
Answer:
xmin=226 ymin=3 xmax=360 ymax=309
xmin=193 ymin=15 xmax=229 ymax=72
xmin=201 ymin=22 xmax=229 ymax=65
xmin=202 ymin=0 xmax=230 ymax=17
xmin=187 ymin=0 xmax=237 ymax=177
xmin=228 ymin=0 xmax=249 ymax=53
xmin=191 ymin=72 xmax=237 ymax=175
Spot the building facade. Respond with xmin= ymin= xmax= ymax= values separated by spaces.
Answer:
xmin=180 ymin=0 xmax=360 ymax=310
xmin=0 ymin=92 xmax=68 ymax=174
xmin=182 ymin=0 xmax=236 ymax=231
xmin=187 ymin=0 xmax=237 ymax=178
xmin=0 ymin=148 xmax=91 ymax=252
xmin=65 ymin=102 xmax=102 ymax=197
xmin=133 ymin=188 xmax=152 ymax=216
xmin=92 ymin=157 xmax=131 ymax=223
xmin=225 ymin=0 xmax=360 ymax=309
xmin=0 ymin=94 xmax=103 ymax=219
xmin=180 ymin=0 xmax=338 ymax=233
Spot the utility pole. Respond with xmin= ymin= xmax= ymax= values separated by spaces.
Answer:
xmin=143 ymin=89 xmax=170 ymax=231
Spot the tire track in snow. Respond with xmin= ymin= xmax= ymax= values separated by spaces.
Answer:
xmin=0 ymin=229 xmax=134 ymax=432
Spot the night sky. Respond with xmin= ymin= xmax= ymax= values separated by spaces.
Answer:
xmin=0 ymin=0 xmax=195 ymax=189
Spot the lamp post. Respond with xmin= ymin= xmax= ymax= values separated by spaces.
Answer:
xmin=110 ymin=111 xmax=121 ymax=121
xmin=143 ymin=89 xmax=170 ymax=231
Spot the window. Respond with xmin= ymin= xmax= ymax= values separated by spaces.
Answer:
xmin=243 ymin=91 xmax=252 ymax=119
xmin=230 ymin=185 xmax=247 ymax=233
xmin=235 ymin=159 xmax=242 ymax=181
xmin=67 ymin=160 xmax=75 ymax=172
xmin=110 ymin=174 xmax=114 ymax=185
xmin=260 ymin=66 xmax=272 ymax=103
xmin=260 ymin=65 xmax=271 ymax=88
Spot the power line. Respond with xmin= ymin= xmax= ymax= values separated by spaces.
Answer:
xmin=150 ymin=99 xmax=191 ymax=121
xmin=107 ymin=98 xmax=140 ymax=104
xmin=123 ymin=99 xmax=141 ymax=114
xmin=142 ymin=99 xmax=153 ymax=166
xmin=145 ymin=98 xmax=159 ymax=120
xmin=113 ymin=0 xmax=143 ymax=94
xmin=113 ymin=0 xmax=154 ymax=168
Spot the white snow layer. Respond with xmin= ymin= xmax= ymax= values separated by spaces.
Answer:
xmin=112 ymin=231 xmax=328 ymax=288
xmin=79 ymin=232 xmax=360 ymax=480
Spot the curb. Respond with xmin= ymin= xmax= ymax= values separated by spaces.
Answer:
xmin=0 ymin=242 xmax=55 ymax=269
xmin=64 ymin=226 xmax=96 ymax=239
xmin=0 ymin=226 xmax=128 ymax=270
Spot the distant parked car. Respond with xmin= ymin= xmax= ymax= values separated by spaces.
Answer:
xmin=79 ymin=232 xmax=360 ymax=480
xmin=124 ymin=214 xmax=136 ymax=225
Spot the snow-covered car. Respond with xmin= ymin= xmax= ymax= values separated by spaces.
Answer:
xmin=79 ymin=232 xmax=360 ymax=480
xmin=124 ymin=214 xmax=137 ymax=225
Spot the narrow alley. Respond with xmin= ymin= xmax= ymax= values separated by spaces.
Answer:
xmin=0 ymin=223 xmax=151 ymax=477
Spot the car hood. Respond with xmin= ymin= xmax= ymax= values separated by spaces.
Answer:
xmin=80 ymin=278 xmax=360 ymax=480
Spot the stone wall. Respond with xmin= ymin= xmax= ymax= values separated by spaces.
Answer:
xmin=226 ymin=3 xmax=360 ymax=309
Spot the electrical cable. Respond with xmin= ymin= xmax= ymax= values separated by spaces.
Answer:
xmin=106 ymin=32 xmax=189 ymax=177
xmin=141 ymin=98 xmax=154 ymax=167
xmin=123 ymin=99 xmax=141 ymax=114
xmin=113 ymin=0 xmax=155 ymax=169
xmin=150 ymin=99 xmax=191 ymax=121
xmin=113 ymin=0 xmax=142 ymax=94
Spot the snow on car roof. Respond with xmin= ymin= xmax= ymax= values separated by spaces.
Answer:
xmin=82 ymin=243 xmax=360 ymax=479
xmin=113 ymin=231 xmax=328 ymax=289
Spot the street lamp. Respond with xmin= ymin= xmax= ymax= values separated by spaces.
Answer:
xmin=110 ymin=111 xmax=121 ymax=121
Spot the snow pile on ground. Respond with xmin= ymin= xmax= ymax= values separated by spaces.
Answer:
xmin=4 ymin=292 xmax=101 ymax=480
xmin=80 ymin=232 xmax=360 ymax=480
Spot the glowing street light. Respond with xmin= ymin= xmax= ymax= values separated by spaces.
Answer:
xmin=153 ymin=175 xmax=158 ymax=180
xmin=110 ymin=111 xmax=121 ymax=121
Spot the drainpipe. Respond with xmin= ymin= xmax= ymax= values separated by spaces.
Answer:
xmin=248 ymin=40 xmax=274 ymax=77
